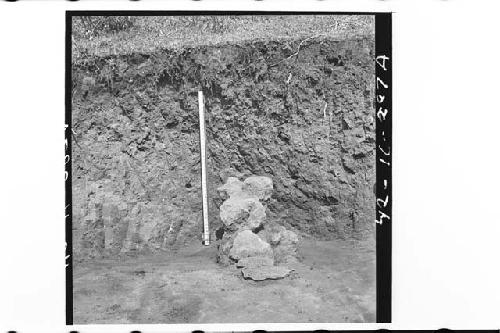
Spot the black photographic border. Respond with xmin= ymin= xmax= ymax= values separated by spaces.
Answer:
xmin=65 ymin=11 xmax=392 ymax=325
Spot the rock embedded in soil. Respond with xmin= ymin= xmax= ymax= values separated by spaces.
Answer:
xmin=235 ymin=256 xmax=274 ymax=268
xmin=242 ymin=176 xmax=274 ymax=201
xmin=217 ymin=175 xmax=299 ymax=277
xmin=256 ymin=222 xmax=299 ymax=264
xmin=219 ymin=196 xmax=266 ymax=231
xmin=273 ymin=229 xmax=300 ymax=264
xmin=217 ymin=176 xmax=245 ymax=200
xmin=229 ymin=230 xmax=273 ymax=260
xmin=241 ymin=265 xmax=293 ymax=281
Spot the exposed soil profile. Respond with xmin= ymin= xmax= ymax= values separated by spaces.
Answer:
xmin=71 ymin=15 xmax=376 ymax=323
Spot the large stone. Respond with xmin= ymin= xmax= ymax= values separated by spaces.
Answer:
xmin=257 ymin=224 xmax=286 ymax=245
xmin=229 ymin=230 xmax=273 ymax=260
xmin=246 ymin=200 xmax=266 ymax=230
xmin=235 ymin=256 xmax=274 ymax=268
xmin=216 ymin=236 xmax=235 ymax=266
xmin=241 ymin=265 xmax=293 ymax=281
xmin=256 ymin=223 xmax=299 ymax=264
xmin=219 ymin=196 xmax=266 ymax=231
xmin=280 ymin=229 xmax=299 ymax=245
xmin=217 ymin=175 xmax=299 ymax=271
xmin=217 ymin=177 xmax=244 ymax=200
xmin=218 ymin=168 xmax=247 ymax=184
xmin=242 ymin=176 xmax=273 ymax=201
xmin=274 ymin=229 xmax=299 ymax=264
xmin=257 ymin=223 xmax=298 ymax=246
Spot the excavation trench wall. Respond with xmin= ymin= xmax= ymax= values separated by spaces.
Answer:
xmin=72 ymin=37 xmax=375 ymax=262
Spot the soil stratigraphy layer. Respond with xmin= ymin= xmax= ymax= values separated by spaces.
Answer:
xmin=72 ymin=37 xmax=375 ymax=261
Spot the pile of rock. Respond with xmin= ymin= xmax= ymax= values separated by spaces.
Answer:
xmin=216 ymin=175 xmax=299 ymax=281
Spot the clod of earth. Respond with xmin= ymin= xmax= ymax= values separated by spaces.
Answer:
xmin=217 ymin=176 xmax=298 ymax=280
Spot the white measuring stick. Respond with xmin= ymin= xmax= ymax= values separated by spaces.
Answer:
xmin=198 ymin=91 xmax=210 ymax=246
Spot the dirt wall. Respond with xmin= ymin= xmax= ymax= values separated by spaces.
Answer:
xmin=71 ymin=37 xmax=375 ymax=261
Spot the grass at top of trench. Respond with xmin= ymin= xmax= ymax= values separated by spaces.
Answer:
xmin=72 ymin=15 xmax=374 ymax=60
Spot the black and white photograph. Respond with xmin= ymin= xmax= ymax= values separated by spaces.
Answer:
xmin=68 ymin=13 xmax=388 ymax=324
xmin=4 ymin=1 xmax=500 ymax=332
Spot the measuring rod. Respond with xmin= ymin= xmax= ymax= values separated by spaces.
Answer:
xmin=198 ymin=91 xmax=210 ymax=246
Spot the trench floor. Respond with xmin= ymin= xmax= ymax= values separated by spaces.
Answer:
xmin=73 ymin=237 xmax=375 ymax=324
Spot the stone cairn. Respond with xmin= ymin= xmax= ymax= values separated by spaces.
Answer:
xmin=216 ymin=175 xmax=299 ymax=281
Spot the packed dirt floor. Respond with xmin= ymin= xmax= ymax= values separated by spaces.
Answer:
xmin=73 ymin=237 xmax=375 ymax=324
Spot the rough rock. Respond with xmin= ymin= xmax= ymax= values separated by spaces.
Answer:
xmin=257 ymin=223 xmax=287 ymax=245
xmin=259 ymin=224 xmax=299 ymax=264
xmin=217 ymin=175 xmax=273 ymax=202
xmin=216 ymin=233 xmax=236 ymax=266
xmin=242 ymin=176 xmax=274 ymax=201
xmin=219 ymin=196 xmax=266 ymax=231
xmin=217 ymin=175 xmax=300 ymax=273
xmin=235 ymin=256 xmax=274 ymax=268
xmin=229 ymin=230 xmax=273 ymax=260
xmin=218 ymin=168 xmax=248 ymax=184
xmin=217 ymin=176 xmax=276 ymax=264
xmin=273 ymin=244 xmax=300 ymax=265
xmin=217 ymin=177 xmax=244 ymax=201
xmin=241 ymin=265 xmax=293 ymax=281
xmin=276 ymin=243 xmax=300 ymax=264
